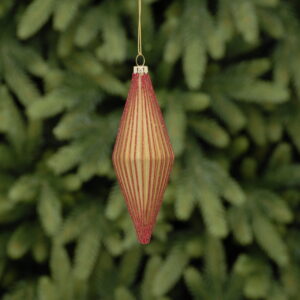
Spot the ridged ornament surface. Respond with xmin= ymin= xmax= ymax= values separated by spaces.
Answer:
xmin=112 ymin=70 xmax=174 ymax=244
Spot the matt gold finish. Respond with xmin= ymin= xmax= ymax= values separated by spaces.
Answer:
xmin=112 ymin=69 xmax=175 ymax=244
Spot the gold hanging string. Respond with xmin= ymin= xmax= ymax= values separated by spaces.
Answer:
xmin=137 ymin=0 xmax=142 ymax=55
xmin=136 ymin=0 xmax=145 ymax=66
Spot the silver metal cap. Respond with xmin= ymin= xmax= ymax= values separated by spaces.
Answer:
xmin=133 ymin=66 xmax=148 ymax=74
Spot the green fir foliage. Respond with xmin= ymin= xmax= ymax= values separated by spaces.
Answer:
xmin=0 ymin=0 xmax=299 ymax=299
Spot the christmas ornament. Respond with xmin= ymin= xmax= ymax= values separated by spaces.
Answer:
xmin=112 ymin=0 xmax=174 ymax=244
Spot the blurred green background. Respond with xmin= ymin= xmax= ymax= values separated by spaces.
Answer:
xmin=0 ymin=0 xmax=300 ymax=299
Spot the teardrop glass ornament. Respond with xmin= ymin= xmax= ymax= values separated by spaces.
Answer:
xmin=112 ymin=66 xmax=175 ymax=244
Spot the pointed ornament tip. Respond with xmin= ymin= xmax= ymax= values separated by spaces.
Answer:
xmin=136 ymin=223 xmax=153 ymax=244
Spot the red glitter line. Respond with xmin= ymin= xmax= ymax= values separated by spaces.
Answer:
xmin=119 ymin=74 xmax=141 ymax=224
xmin=141 ymin=74 xmax=145 ymax=221
xmin=143 ymin=74 xmax=165 ymax=230
xmin=114 ymin=75 xmax=138 ymax=224
xmin=133 ymin=74 xmax=142 ymax=220
xmin=143 ymin=77 xmax=154 ymax=225
xmin=144 ymin=74 xmax=174 ymax=217
xmin=127 ymin=74 xmax=141 ymax=223
xmin=144 ymin=74 xmax=169 ymax=221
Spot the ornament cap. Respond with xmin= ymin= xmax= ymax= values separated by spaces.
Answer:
xmin=134 ymin=65 xmax=148 ymax=74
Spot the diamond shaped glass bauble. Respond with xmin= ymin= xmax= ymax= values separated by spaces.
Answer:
xmin=112 ymin=66 xmax=175 ymax=244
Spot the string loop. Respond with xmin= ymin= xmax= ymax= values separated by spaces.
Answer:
xmin=135 ymin=53 xmax=145 ymax=66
